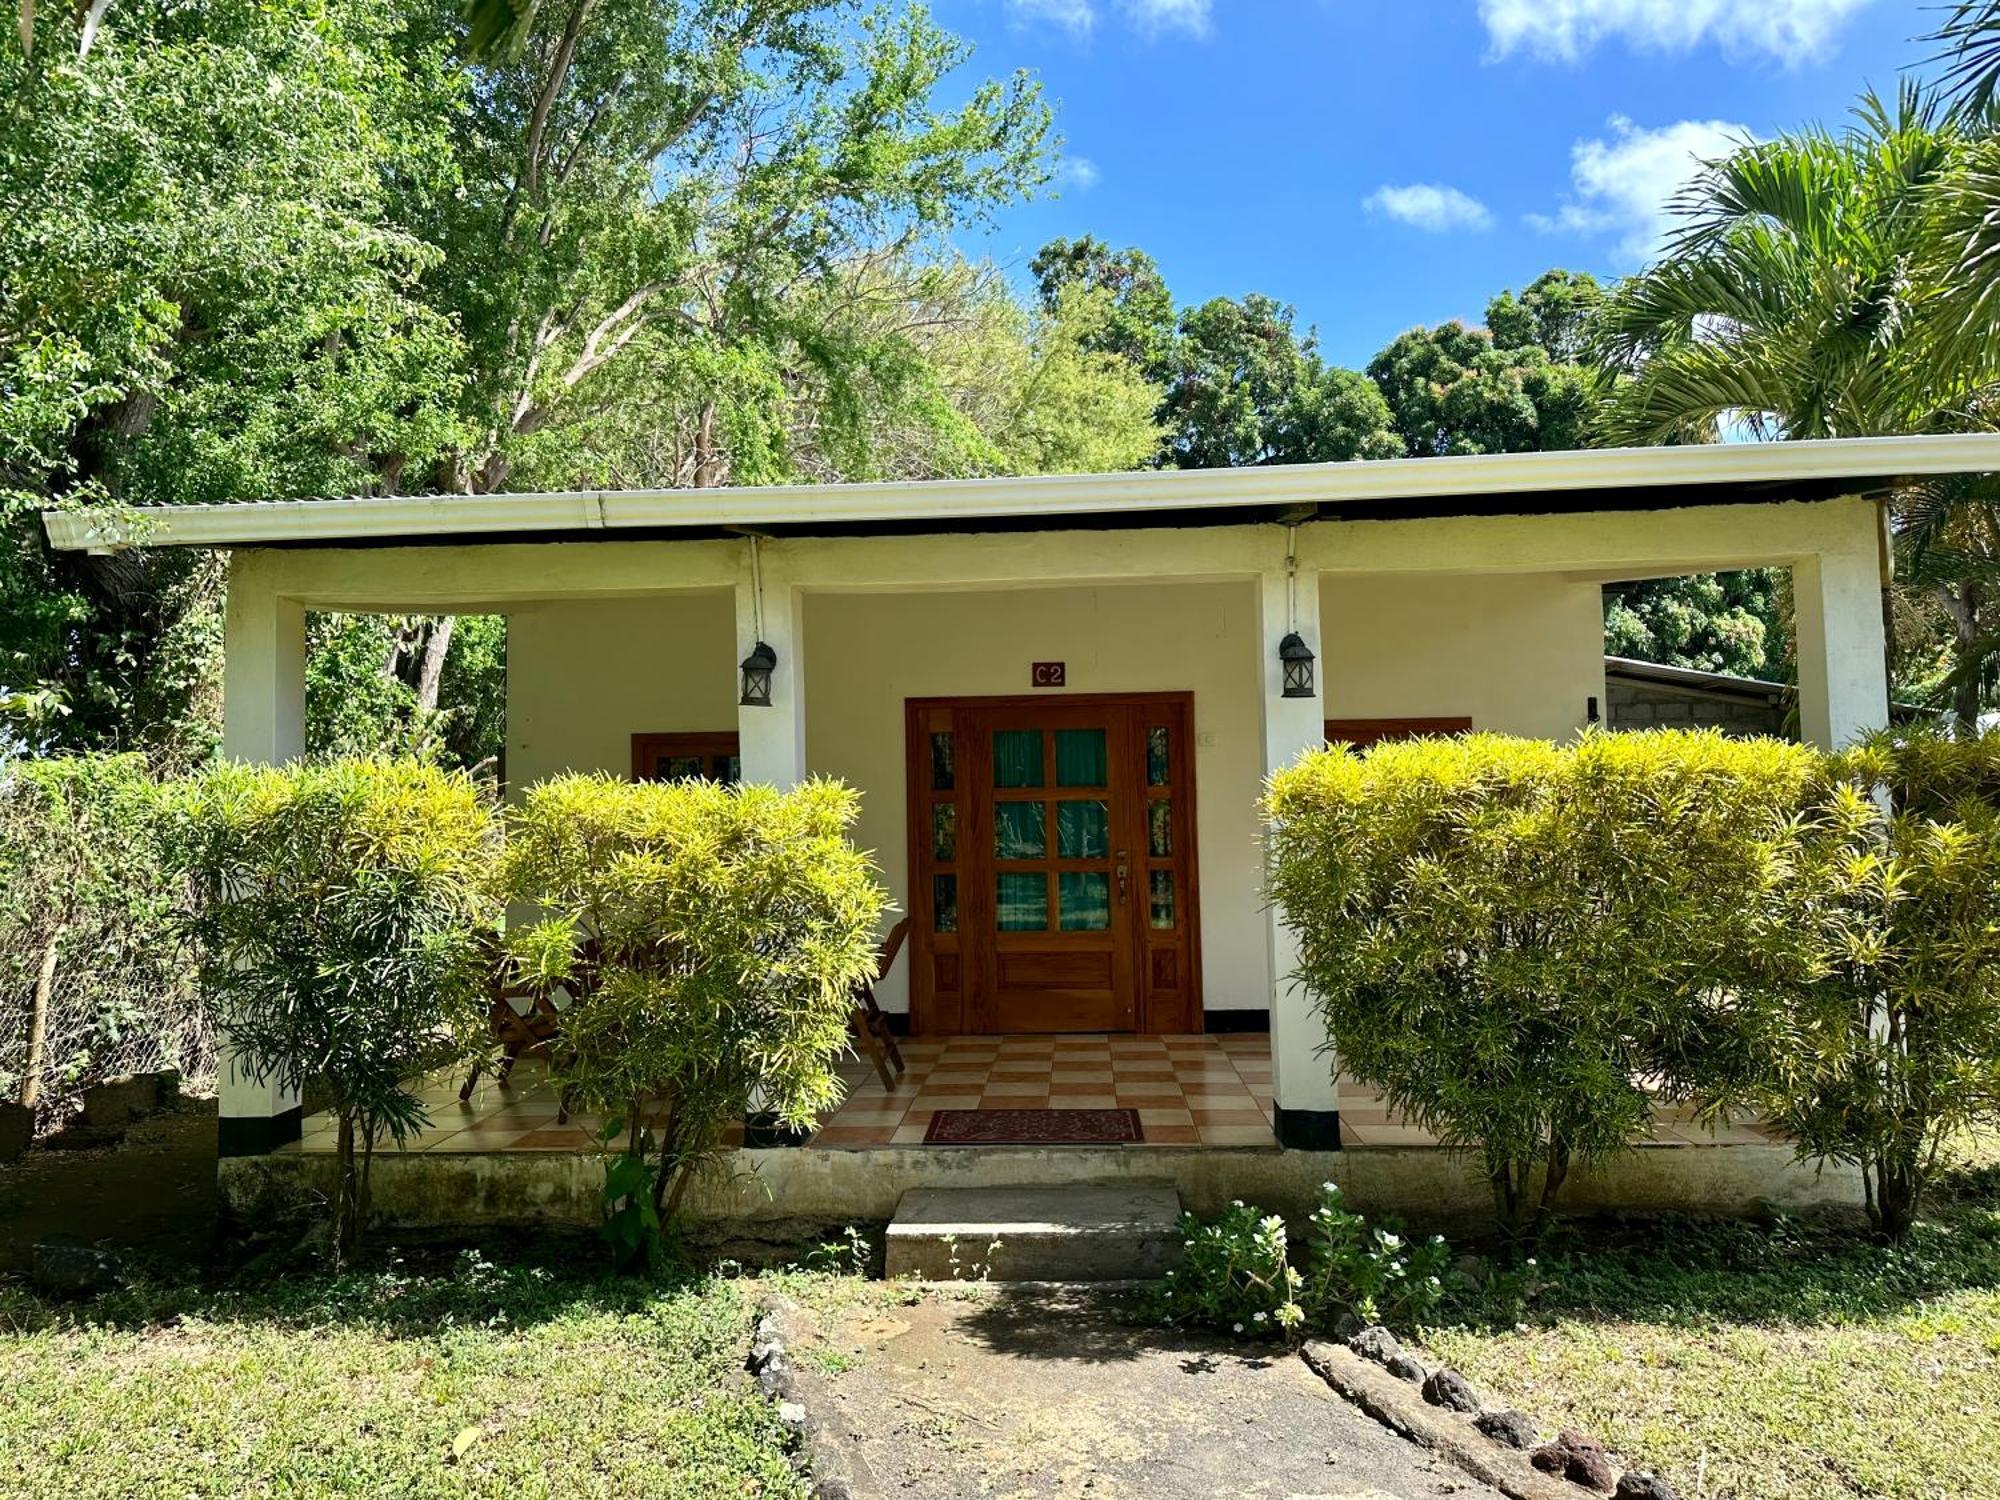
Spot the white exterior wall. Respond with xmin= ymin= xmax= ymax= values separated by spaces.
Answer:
xmin=803 ymin=581 xmax=1266 ymax=1019
xmin=496 ymin=570 xmax=1611 ymax=1020
xmin=1320 ymin=573 xmax=1606 ymax=738
xmin=505 ymin=592 xmax=736 ymax=791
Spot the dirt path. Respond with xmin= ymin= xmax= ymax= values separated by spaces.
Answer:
xmin=789 ymin=1283 xmax=1502 ymax=1500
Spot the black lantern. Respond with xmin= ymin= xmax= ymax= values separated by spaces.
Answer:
xmin=739 ymin=641 xmax=777 ymax=707
xmin=1278 ymin=632 xmax=1315 ymax=699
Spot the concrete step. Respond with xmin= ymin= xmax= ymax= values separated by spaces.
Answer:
xmin=884 ymin=1184 xmax=1184 ymax=1282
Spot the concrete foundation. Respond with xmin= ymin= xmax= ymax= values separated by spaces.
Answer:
xmin=225 ymin=1141 xmax=1861 ymax=1238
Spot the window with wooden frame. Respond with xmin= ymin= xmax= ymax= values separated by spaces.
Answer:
xmin=630 ymin=732 xmax=742 ymax=783
xmin=1324 ymin=717 xmax=1472 ymax=750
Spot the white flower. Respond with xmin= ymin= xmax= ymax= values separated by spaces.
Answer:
xmin=1253 ymin=1311 xmax=1268 ymax=1323
xmin=1233 ymin=1322 xmax=1245 ymax=1333
xmin=1231 ymin=1199 xmax=1244 ymax=1208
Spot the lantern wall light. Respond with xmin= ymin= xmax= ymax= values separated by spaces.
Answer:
xmin=739 ymin=641 xmax=777 ymax=708
xmin=1279 ymin=632 xmax=1316 ymax=699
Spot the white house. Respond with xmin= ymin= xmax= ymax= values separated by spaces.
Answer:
xmin=43 ymin=434 xmax=2000 ymax=1195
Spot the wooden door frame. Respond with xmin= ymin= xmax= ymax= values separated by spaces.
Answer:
xmin=630 ymin=731 xmax=741 ymax=781
xmin=904 ymin=692 xmax=1202 ymax=1037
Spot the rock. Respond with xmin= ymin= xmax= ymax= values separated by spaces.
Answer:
xmin=777 ymin=1400 xmax=810 ymax=1434
xmin=80 ymin=1073 xmax=160 ymax=1131
xmin=0 ymin=1101 xmax=32 ymax=1164
xmin=30 ymin=1235 xmax=121 ymax=1296
xmin=1347 ymin=1324 xmax=1402 ymax=1366
xmin=1421 ymin=1367 xmax=1480 ymax=1412
xmin=1532 ymin=1431 xmax=1618 ymax=1493
xmin=1332 ymin=1311 xmax=1366 ymax=1340
xmin=1474 ymin=1408 xmax=1537 ymax=1449
xmin=1616 ymin=1474 xmax=1680 ymax=1500
xmin=812 ymin=1480 xmax=853 ymax=1500
xmin=1385 ymin=1351 xmax=1427 ymax=1384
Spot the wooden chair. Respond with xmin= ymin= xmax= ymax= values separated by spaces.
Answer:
xmin=460 ymin=940 xmax=593 ymax=1124
xmin=850 ymin=918 xmax=910 ymax=1090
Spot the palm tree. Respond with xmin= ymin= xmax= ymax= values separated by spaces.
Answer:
xmin=1594 ymin=86 xmax=2000 ymax=731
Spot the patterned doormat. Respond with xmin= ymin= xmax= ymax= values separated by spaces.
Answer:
xmin=922 ymin=1108 xmax=1143 ymax=1146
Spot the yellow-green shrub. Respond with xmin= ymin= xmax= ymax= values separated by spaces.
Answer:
xmin=1738 ymin=728 xmax=2000 ymax=1239
xmin=174 ymin=759 xmax=499 ymax=1264
xmin=503 ymin=774 xmax=888 ymax=1262
xmin=1265 ymin=729 xmax=1827 ymax=1238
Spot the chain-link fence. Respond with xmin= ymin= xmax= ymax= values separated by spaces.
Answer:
xmin=0 ymin=756 xmax=212 ymax=1131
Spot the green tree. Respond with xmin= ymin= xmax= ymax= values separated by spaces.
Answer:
xmin=1594 ymin=86 xmax=2000 ymax=728
xmin=1 ymin=0 xmax=465 ymax=763
xmin=1028 ymin=236 xmax=1178 ymax=377
xmin=1164 ymin=295 xmax=1399 ymax=469
xmin=1484 ymin=268 xmax=1607 ymax=367
xmin=1367 ymin=319 xmax=1596 ymax=458
xmin=1603 ymin=571 xmax=1786 ymax=679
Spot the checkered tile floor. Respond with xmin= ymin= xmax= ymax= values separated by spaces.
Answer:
xmin=285 ymin=1032 xmax=1780 ymax=1154
xmin=816 ymin=1032 xmax=1277 ymax=1148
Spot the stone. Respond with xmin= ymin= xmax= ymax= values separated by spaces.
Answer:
xmin=30 ymin=1235 xmax=121 ymax=1296
xmin=1384 ymin=1351 xmax=1427 ymax=1384
xmin=1332 ymin=1311 xmax=1365 ymax=1340
xmin=1347 ymin=1325 xmax=1402 ymax=1366
xmin=0 ymin=1101 xmax=33 ymax=1164
xmin=80 ymin=1072 xmax=160 ymax=1131
xmin=1421 ymin=1367 xmax=1480 ymax=1412
xmin=1474 ymin=1409 xmax=1537 ymax=1449
xmin=1616 ymin=1474 xmax=1680 ymax=1500
xmin=1532 ymin=1431 xmax=1618 ymax=1493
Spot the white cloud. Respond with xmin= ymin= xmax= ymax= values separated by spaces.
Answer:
xmin=1528 ymin=115 xmax=1752 ymax=263
xmin=1363 ymin=183 xmax=1494 ymax=232
xmin=1004 ymin=0 xmax=1211 ymax=40
xmin=1007 ymin=0 xmax=1095 ymax=38
xmin=1059 ymin=156 xmax=1102 ymax=191
xmin=1478 ymin=0 xmax=1874 ymax=66
xmin=1123 ymin=0 xmax=1211 ymax=38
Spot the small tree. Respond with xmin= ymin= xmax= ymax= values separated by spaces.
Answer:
xmin=176 ymin=760 xmax=497 ymax=1265
xmin=1738 ymin=730 xmax=2000 ymax=1240
xmin=1265 ymin=729 xmax=1824 ymax=1240
xmin=503 ymin=774 xmax=887 ymax=1265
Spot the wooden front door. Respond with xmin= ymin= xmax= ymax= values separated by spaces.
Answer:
xmin=907 ymin=694 xmax=1200 ymax=1035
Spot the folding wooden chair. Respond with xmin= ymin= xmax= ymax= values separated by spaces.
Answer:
xmin=849 ymin=918 xmax=910 ymax=1090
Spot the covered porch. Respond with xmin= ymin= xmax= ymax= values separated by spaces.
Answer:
xmin=45 ymin=435 xmax=1988 ymax=1187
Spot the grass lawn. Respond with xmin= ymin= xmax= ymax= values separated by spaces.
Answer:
xmin=0 ymin=1249 xmax=812 ymax=1500
xmin=1421 ymin=1141 xmax=2000 ymax=1500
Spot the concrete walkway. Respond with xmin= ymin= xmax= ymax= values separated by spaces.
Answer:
xmin=790 ymin=1284 xmax=1500 ymax=1500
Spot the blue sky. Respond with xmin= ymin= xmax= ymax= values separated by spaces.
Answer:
xmin=933 ymin=0 xmax=1941 ymax=366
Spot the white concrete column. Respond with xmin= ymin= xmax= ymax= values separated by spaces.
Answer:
xmin=1256 ymin=545 xmax=1343 ymax=1149
xmin=1794 ymin=538 xmax=1889 ymax=750
xmin=218 ymin=552 xmax=306 ymax=1154
xmin=734 ymin=540 xmax=807 ymax=786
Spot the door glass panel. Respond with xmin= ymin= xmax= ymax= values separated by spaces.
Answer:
xmin=719 ymin=756 xmax=742 ymax=785
xmin=1149 ymin=870 xmax=1175 ymax=930
xmin=933 ymin=874 xmax=957 ymax=933
xmin=930 ymin=732 xmax=955 ymax=791
xmin=1055 ymin=728 xmax=1108 ymax=787
xmin=993 ymin=730 xmax=1044 ymax=787
xmin=1059 ymin=872 xmax=1111 ymax=932
xmin=1147 ymin=726 xmax=1171 ymax=787
xmin=1147 ymin=799 xmax=1173 ymax=859
xmin=931 ymin=803 xmax=957 ymax=861
xmin=994 ymin=801 xmax=1046 ymax=859
xmin=657 ymin=755 xmax=705 ymax=779
xmin=1058 ymin=800 xmax=1109 ymax=859
xmin=996 ymin=873 xmax=1048 ymax=931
